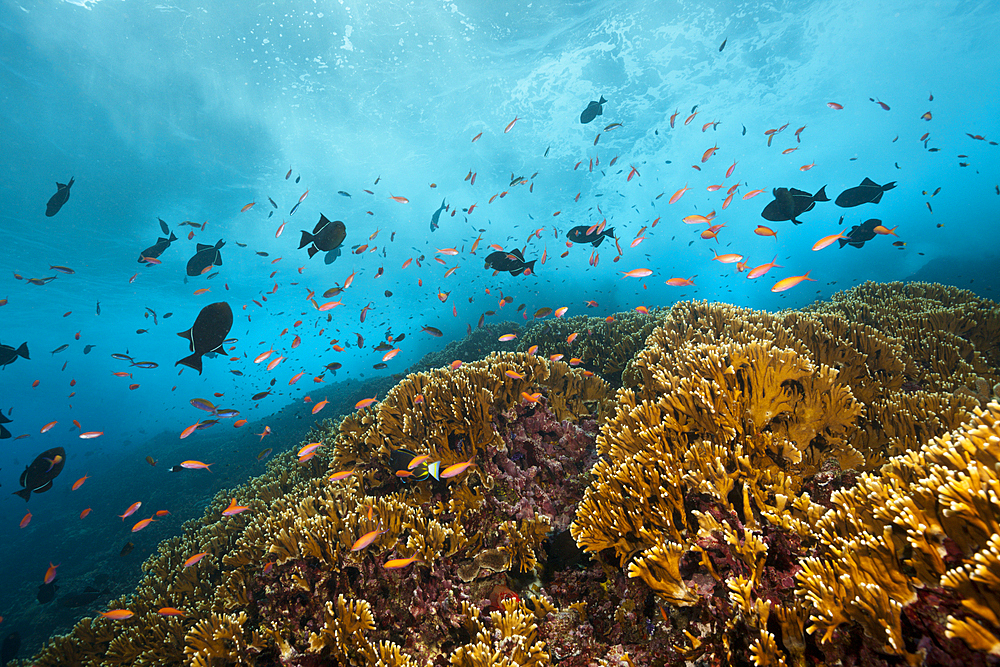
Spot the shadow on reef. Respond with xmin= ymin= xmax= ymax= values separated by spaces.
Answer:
xmin=17 ymin=281 xmax=1000 ymax=666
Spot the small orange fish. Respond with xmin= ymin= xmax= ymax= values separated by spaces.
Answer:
xmin=383 ymin=555 xmax=420 ymax=569
xmin=80 ymin=508 xmax=92 ymax=519
xmin=504 ymin=370 xmax=524 ymax=380
xmin=72 ymin=474 xmax=90 ymax=491
xmin=222 ymin=498 xmax=250 ymax=517
xmin=472 ymin=131 xmax=482 ymax=142
xmin=754 ymin=225 xmax=777 ymax=239
xmin=665 ymin=277 xmax=695 ymax=287
xmin=521 ymin=392 xmax=542 ymax=403
xmin=771 ymin=271 xmax=816 ymax=293
xmin=44 ymin=562 xmax=59 ymax=583
xmin=180 ymin=460 xmax=213 ymax=471
xmin=827 ymin=102 xmax=843 ymax=110
xmin=812 ymin=232 xmax=848 ymax=251
xmin=668 ymin=184 xmax=689 ymax=204
xmin=621 ymin=268 xmax=652 ymax=278
xmin=711 ymin=250 xmax=744 ymax=263
xmin=20 ymin=512 xmax=31 ymax=528
xmin=800 ymin=162 xmax=816 ymax=171
xmin=132 ymin=516 xmax=155 ymax=533
xmin=504 ymin=116 xmax=519 ymax=133
xmin=701 ymin=145 xmax=719 ymax=163
xmin=873 ymin=224 xmax=899 ymax=236
xmin=498 ymin=333 xmax=517 ymax=342
xmin=79 ymin=431 xmax=103 ymax=439
xmin=355 ymin=397 xmax=377 ymax=410
xmin=99 ymin=609 xmax=134 ymax=621
xmin=184 ymin=552 xmax=210 ymax=568
xmin=157 ymin=608 xmax=186 ymax=617
xmin=746 ymin=256 xmax=782 ymax=280
xmin=41 ymin=421 xmax=57 ymax=433
xmin=351 ymin=527 xmax=387 ymax=551
xmin=328 ymin=469 xmax=355 ymax=482
xmin=312 ymin=398 xmax=329 ymax=414
xmin=440 ymin=457 xmax=475 ymax=479
xmin=119 ymin=501 xmax=142 ymax=520
xmin=240 ymin=201 xmax=256 ymax=213
xmin=389 ymin=195 xmax=409 ymax=204
xmin=179 ymin=422 xmax=200 ymax=439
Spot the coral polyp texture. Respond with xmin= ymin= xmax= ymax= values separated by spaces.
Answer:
xmin=21 ymin=282 xmax=1000 ymax=666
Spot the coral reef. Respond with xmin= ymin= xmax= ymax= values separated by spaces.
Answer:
xmin=20 ymin=282 xmax=1000 ymax=667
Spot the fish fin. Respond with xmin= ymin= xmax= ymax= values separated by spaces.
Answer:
xmin=789 ymin=189 xmax=811 ymax=197
xmin=13 ymin=487 xmax=32 ymax=501
xmin=214 ymin=253 xmax=223 ymax=266
xmin=35 ymin=480 xmax=53 ymax=494
xmin=169 ymin=232 xmax=177 ymax=242
xmin=196 ymin=243 xmax=212 ymax=252
xmin=813 ymin=185 xmax=829 ymax=201
xmin=592 ymin=235 xmax=605 ymax=247
xmin=524 ymin=260 xmax=536 ymax=274
xmin=511 ymin=249 xmax=525 ymax=260
xmin=175 ymin=353 xmax=204 ymax=374
xmin=838 ymin=238 xmax=850 ymax=248
xmin=604 ymin=227 xmax=616 ymax=237
xmin=298 ymin=231 xmax=315 ymax=249
xmin=307 ymin=244 xmax=319 ymax=258
xmin=177 ymin=328 xmax=192 ymax=340
xmin=215 ymin=239 xmax=226 ymax=249
xmin=0 ymin=424 xmax=10 ymax=439
xmin=861 ymin=177 xmax=877 ymax=185
xmin=871 ymin=190 xmax=883 ymax=204
xmin=510 ymin=267 xmax=525 ymax=276
xmin=16 ymin=343 xmax=29 ymax=360
xmin=791 ymin=217 xmax=803 ymax=225
xmin=599 ymin=96 xmax=607 ymax=104
xmin=882 ymin=181 xmax=897 ymax=191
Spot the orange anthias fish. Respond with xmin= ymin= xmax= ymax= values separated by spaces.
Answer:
xmin=383 ymin=555 xmax=420 ymax=569
xmin=389 ymin=195 xmax=409 ymax=204
xmin=311 ymin=398 xmax=329 ymax=414
xmin=132 ymin=516 xmax=155 ymax=533
xmin=771 ymin=271 xmax=816 ymax=293
xmin=99 ymin=609 xmax=134 ymax=620
xmin=746 ymin=256 xmax=782 ymax=280
xmin=504 ymin=116 xmax=519 ymax=133
xmin=665 ymin=277 xmax=695 ymax=287
xmin=158 ymin=607 xmax=186 ymax=617
xmin=71 ymin=474 xmax=90 ymax=490
xmin=812 ymin=232 xmax=848 ymax=251
xmin=119 ymin=501 xmax=142 ymax=520
xmin=440 ymin=457 xmax=476 ymax=479
xmin=351 ymin=527 xmax=387 ymax=551
xmin=701 ymin=145 xmax=719 ymax=163
xmin=668 ymin=184 xmax=689 ymax=204
xmin=222 ymin=498 xmax=250 ymax=517
xmin=183 ymin=552 xmax=209 ymax=567
xmin=44 ymin=562 xmax=59 ymax=583
xmin=240 ymin=201 xmax=256 ymax=213
xmin=180 ymin=460 xmax=213 ymax=471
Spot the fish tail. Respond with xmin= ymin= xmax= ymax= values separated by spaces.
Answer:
xmin=524 ymin=260 xmax=536 ymax=275
xmin=16 ymin=342 xmax=29 ymax=360
xmin=599 ymin=95 xmax=607 ymax=104
xmin=592 ymin=235 xmax=606 ymax=248
xmin=13 ymin=487 xmax=32 ymax=501
xmin=0 ymin=424 xmax=10 ymax=440
xmin=603 ymin=227 xmax=616 ymax=238
xmin=169 ymin=232 xmax=177 ymax=242
xmin=298 ymin=231 xmax=314 ymax=249
xmin=813 ymin=185 xmax=830 ymax=202
xmin=175 ymin=353 xmax=204 ymax=375
xmin=307 ymin=245 xmax=319 ymax=259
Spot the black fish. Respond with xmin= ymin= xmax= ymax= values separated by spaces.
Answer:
xmin=45 ymin=177 xmax=74 ymax=216
xmin=719 ymin=38 xmax=727 ymax=52
xmin=338 ymin=191 xmax=351 ymax=197
xmin=429 ymin=199 xmax=447 ymax=232
xmin=299 ymin=214 xmax=347 ymax=260
xmin=120 ymin=541 xmax=134 ymax=557
xmin=268 ymin=197 xmax=278 ymax=208
xmin=0 ymin=342 xmax=29 ymax=369
xmin=839 ymin=219 xmax=881 ymax=248
xmin=139 ymin=232 xmax=178 ymax=263
xmin=835 ymin=178 xmax=897 ymax=207
xmin=0 ymin=410 xmax=11 ymax=440
xmin=1 ymin=631 xmax=19 ymax=667
xmin=58 ymin=586 xmax=110 ymax=609
xmin=185 ymin=239 xmax=225 ymax=276
xmin=484 ymin=249 xmax=536 ymax=276
xmin=761 ymin=186 xmax=829 ymax=225
xmin=83 ymin=344 xmax=96 ymax=354
xmin=157 ymin=218 xmax=169 ymax=235
xmin=580 ymin=96 xmax=607 ymax=124
xmin=96 ymin=301 xmax=101 ymax=315
xmin=567 ymin=224 xmax=616 ymax=247
xmin=14 ymin=447 xmax=65 ymax=501
xmin=176 ymin=302 xmax=233 ymax=374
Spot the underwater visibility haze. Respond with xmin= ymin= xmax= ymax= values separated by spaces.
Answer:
xmin=1 ymin=0 xmax=999 ymax=664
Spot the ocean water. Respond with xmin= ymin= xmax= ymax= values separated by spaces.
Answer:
xmin=0 ymin=0 xmax=998 ymax=660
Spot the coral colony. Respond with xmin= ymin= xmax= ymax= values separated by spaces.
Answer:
xmin=21 ymin=282 xmax=1000 ymax=666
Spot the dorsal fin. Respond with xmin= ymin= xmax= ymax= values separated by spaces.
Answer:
xmin=861 ymin=177 xmax=877 ymax=186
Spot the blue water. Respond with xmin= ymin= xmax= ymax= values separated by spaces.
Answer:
xmin=0 ymin=0 xmax=998 ymax=656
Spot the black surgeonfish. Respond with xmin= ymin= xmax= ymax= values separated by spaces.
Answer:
xmin=485 ymin=249 xmax=536 ymax=276
xmin=185 ymin=240 xmax=225 ymax=276
xmin=0 ymin=411 xmax=10 ymax=440
xmin=299 ymin=214 xmax=346 ymax=262
xmin=37 ymin=582 xmax=58 ymax=604
xmin=176 ymin=302 xmax=233 ymax=374
xmin=138 ymin=232 xmax=178 ymax=263
xmin=2 ymin=631 xmax=20 ymax=666
xmin=429 ymin=199 xmax=447 ymax=232
xmin=761 ymin=186 xmax=829 ymax=225
xmin=14 ymin=447 xmax=66 ymax=501
xmin=567 ymin=224 xmax=616 ymax=247
xmin=835 ymin=178 xmax=897 ymax=207
xmin=580 ymin=96 xmax=607 ymax=124
xmin=0 ymin=342 xmax=29 ymax=369
xmin=58 ymin=586 xmax=111 ymax=609
xmin=839 ymin=219 xmax=882 ymax=248
xmin=45 ymin=177 xmax=74 ymax=216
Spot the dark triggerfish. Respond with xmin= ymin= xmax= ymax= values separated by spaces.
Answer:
xmin=838 ymin=219 xmax=882 ymax=248
xmin=835 ymin=178 xmax=897 ymax=207
xmin=45 ymin=177 xmax=74 ymax=216
xmin=0 ymin=342 xmax=29 ymax=369
xmin=138 ymin=232 xmax=178 ymax=263
xmin=176 ymin=302 xmax=233 ymax=374
xmin=567 ymin=224 xmax=616 ymax=247
xmin=0 ymin=410 xmax=11 ymax=440
xmin=580 ymin=96 xmax=607 ymax=124
xmin=761 ymin=186 xmax=829 ymax=225
xmin=185 ymin=240 xmax=225 ymax=276
xmin=13 ymin=447 xmax=66 ymax=501
xmin=299 ymin=214 xmax=347 ymax=263
xmin=484 ymin=249 xmax=536 ymax=276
